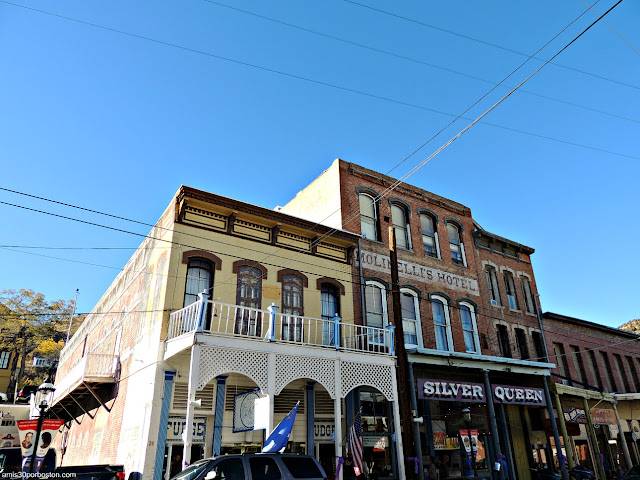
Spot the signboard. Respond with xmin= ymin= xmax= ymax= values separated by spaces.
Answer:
xmin=166 ymin=416 xmax=206 ymax=444
xmin=253 ymin=396 xmax=270 ymax=431
xmin=359 ymin=251 xmax=479 ymax=296
xmin=563 ymin=407 xmax=587 ymax=424
xmin=492 ymin=384 xmax=546 ymax=406
xmin=233 ymin=389 xmax=262 ymax=433
xmin=0 ymin=406 xmax=30 ymax=449
xmin=418 ymin=379 xmax=485 ymax=403
xmin=17 ymin=418 xmax=64 ymax=472
xmin=314 ymin=420 xmax=335 ymax=441
xmin=433 ymin=431 xmax=459 ymax=450
xmin=591 ymin=409 xmax=616 ymax=425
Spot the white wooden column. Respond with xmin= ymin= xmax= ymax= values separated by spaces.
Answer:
xmin=182 ymin=344 xmax=201 ymax=468
xmin=334 ymin=359 xmax=343 ymax=480
xmin=390 ymin=364 xmax=406 ymax=480
xmin=267 ymin=352 xmax=276 ymax=435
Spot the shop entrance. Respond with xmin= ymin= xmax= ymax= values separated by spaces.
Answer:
xmin=317 ymin=443 xmax=336 ymax=480
xmin=162 ymin=444 xmax=205 ymax=480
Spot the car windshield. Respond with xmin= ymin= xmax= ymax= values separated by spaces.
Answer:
xmin=170 ymin=460 xmax=210 ymax=480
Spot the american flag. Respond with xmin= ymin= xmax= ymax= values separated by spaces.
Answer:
xmin=349 ymin=411 xmax=363 ymax=476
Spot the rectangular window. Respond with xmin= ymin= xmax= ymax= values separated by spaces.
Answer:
xmin=432 ymin=299 xmax=451 ymax=352
xmin=570 ymin=346 xmax=587 ymax=385
xmin=359 ymin=194 xmax=379 ymax=241
xmin=532 ymin=331 xmax=546 ymax=361
xmin=587 ymin=350 xmax=602 ymax=389
xmin=420 ymin=214 xmax=438 ymax=258
xmin=447 ymin=223 xmax=465 ymax=266
xmin=400 ymin=292 xmax=419 ymax=347
xmin=553 ymin=343 xmax=568 ymax=381
xmin=520 ymin=277 xmax=535 ymax=313
xmin=496 ymin=325 xmax=511 ymax=358
xmin=281 ymin=275 xmax=304 ymax=342
xmin=614 ymin=354 xmax=631 ymax=393
xmin=626 ymin=356 xmax=640 ymax=391
xmin=391 ymin=204 xmax=410 ymax=250
xmin=236 ymin=266 xmax=263 ymax=336
xmin=460 ymin=304 xmax=478 ymax=353
xmin=515 ymin=328 xmax=530 ymax=360
xmin=485 ymin=266 xmax=501 ymax=306
xmin=601 ymin=352 xmax=617 ymax=391
xmin=503 ymin=272 xmax=519 ymax=310
xmin=321 ymin=284 xmax=340 ymax=346
xmin=365 ymin=283 xmax=387 ymax=345
xmin=0 ymin=351 xmax=10 ymax=369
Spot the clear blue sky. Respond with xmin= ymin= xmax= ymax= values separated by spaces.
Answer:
xmin=1 ymin=0 xmax=638 ymax=327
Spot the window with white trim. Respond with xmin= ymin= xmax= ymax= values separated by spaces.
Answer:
xmin=459 ymin=302 xmax=480 ymax=353
xmin=431 ymin=295 xmax=453 ymax=352
xmin=359 ymin=193 xmax=379 ymax=241
xmin=321 ymin=283 xmax=340 ymax=346
xmin=391 ymin=203 xmax=411 ymax=250
xmin=400 ymin=289 xmax=421 ymax=348
xmin=503 ymin=271 xmax=519 ymax=310
xmin=447 ymin=223 xmax=465 ymax=266
xmin=365 ymin=281 xmax=388 ymax=345
xmin=184 ymin=258 xmax=214 ymax=307
xmin=520 ymin=276 xmax=535 ymax=313
xmin=485 ymin=265 xmax=501 ymax=306
xmin=420 ymin=213 xmax=439 ymax=258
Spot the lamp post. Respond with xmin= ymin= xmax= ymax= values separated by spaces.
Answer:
xmin=462 ymin=407 xmax=476 ymax=475
xmin=29 ymin=381 xmax=56 ymax=473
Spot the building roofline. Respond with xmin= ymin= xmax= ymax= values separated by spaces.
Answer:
xmin=473 ymin=228 xmax=535 ymax=254
xmin=178 ymin=185 xmax=360 ymax=243
xmin=543 ymin=311 xmax=640 ymax=339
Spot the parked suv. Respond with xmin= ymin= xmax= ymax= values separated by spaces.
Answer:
xmin=170 ymin=454 xmax=326 ymax=480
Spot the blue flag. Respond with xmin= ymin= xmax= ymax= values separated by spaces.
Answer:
xmin=262 ymin=402 xmax=299 ymax=453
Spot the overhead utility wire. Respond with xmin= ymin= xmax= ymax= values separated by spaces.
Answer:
xmin=342 ymin=0 xmax=640 ymax=91
xmin=2 ymin=1 xmax=638 ymax=162
xmin=202 ymin=0 xmax=640 ymax=126
xmin=580 ymin=0 xmax=640 ymax=56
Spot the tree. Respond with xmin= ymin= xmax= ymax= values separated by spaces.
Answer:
xmin=620 ymin=319 xmax=640 ymax=334
xmin=0 ymin=289 xmax=80 ymax=399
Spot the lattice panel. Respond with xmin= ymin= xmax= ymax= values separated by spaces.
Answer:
xmin=275 ymin=355 xmax=336 ymax=399
xmin=197 ymin=347 xmax=269 ymax=391
xmin=341 ymin=362 xmax=395 ymax=401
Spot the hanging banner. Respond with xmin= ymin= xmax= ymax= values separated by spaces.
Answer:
xmin=459 ymin=429 xmax=479 ymax=455
xmin=491 ymin=384 xmax=546 ymax=406
xmin=418 ymin=379 xmax=485 ymax=403
xmin=17 ymin=419 xmax=64 ymax=472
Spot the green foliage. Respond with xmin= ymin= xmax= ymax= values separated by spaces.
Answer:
xmin=620 ymin=318 xmax=640 ymax=334
xmin=0 ymin=289 xmax=84 ymax=396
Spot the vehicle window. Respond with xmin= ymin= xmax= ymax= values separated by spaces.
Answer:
xmin=281 ymin=457 xmax=323 ymax=478
xmin=170 ymin=460 xmax=210 ymax=480
xmin=211 ymin=458 xmax=245 ymax=480
xmin=249 ymin=457 xmax=282 ymax=480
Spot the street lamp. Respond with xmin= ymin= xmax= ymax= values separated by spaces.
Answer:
xmin=461 ymin=407 xmax=476 ymax=475
xmin=29 ymin=381 xmax=56 ymax=473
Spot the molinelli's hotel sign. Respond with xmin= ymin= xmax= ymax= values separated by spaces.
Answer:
xmin=359 ymin=250 xmax=479 ymax=296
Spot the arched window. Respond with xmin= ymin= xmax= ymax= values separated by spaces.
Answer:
xmin=431 ymin=295 xmax=453 ymax=352
xmin=459 ymin=301 xmax=480 ymax=353
xmin=281 ymin=275 xmax=303 ymax=342
xmin=236 ymin=266 xmax=262 ymax=336
xmin=446 ymin=222 xmax=466 ymax=266
xmin=359 ymin=193 xmax=379 ymax=241
xmin=400 ymin=289 xmax=422 ymax=348
xmin=420 ymin=213 xmax=439 ymax=258
xmin=520 ymin=276 xmax=535 ymax=313
xmin=485 ymin=265 xmax=501 ymax=306
xmin=365 ymin=281 xmax=388 ymax=345
xmin=391 ymin=203 xmax=411 ymax=250
xmin=503 ymin=271 xmax=519 ymax=310
xmin=184 ymin=258 xmax=214 ymax=307
xmin=321 ymin=283 xmax=340 ymax=345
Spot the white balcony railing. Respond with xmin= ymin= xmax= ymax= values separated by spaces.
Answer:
xmin=168 ymin=299 xmax=394 ymax=356
xmin=52 ymin=353 xmax=119 ymax=404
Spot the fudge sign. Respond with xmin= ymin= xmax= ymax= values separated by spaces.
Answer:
xmin=359 ymin=250 xmax=479 ymax=296
xmin=418 ymin=379 xmax=486 ymax=403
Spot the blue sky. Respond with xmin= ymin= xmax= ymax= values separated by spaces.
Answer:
xmin=1 ymin=0 xmax=638 ymax=327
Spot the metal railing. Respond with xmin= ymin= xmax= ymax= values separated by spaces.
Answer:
xmin=167 ymin=298 xmax=394 ymax=356
xmin=53 ymin=353 xmax=119 ymax=403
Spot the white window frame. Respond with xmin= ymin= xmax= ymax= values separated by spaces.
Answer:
xmin=502 ymin=270 xmax=519 ymax=310
xmin=359 ymin=193 xmax=379 ymax=241
xmin=420 ymin=213 xmax=440 ymax=259
xmin=459 ymin=301 xmax=480 ymax=354
xmin=391 ymin=203 xmax=412 ymax=250
xmin=400 ymin=288 xmax=423 ymax=349
xmin=446 ymin=222 xmax=466 ymax=267
xmin=485 ymin=265 xmax=501 ymax=306
xmin=431 ymin=295 xmax=454 ymax=352
xmin=365 ymin=281 xmax=389 ymax=346
xmin=520 ymin=275 xmax=535 ymax=314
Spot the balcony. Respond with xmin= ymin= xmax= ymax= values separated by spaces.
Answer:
xmin=167 ymin=299 xmax=394 ymax=357
xmin=49 ymin=353 xmax=119 ymax=421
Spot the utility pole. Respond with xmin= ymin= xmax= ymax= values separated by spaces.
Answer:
xmin=389 ymin=226 xmax=417 ymax=479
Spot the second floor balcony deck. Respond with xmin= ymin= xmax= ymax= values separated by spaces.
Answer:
xmin=166 ymin=297 xmax=395 ymax=358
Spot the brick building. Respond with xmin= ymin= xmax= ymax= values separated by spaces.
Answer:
xmin=281 ymin=159 xmax=560 ymax=480
xmin=541 ymin=312 xmax=640 ymax=478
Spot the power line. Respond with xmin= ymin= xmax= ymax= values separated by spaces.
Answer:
xmin=201 ymin=0 xmax=640 ymax=127
xmin=580 ymin=0 xmax=640 ymax=57
xmin=0 ymin=1 xmax=637 ymax=162
xmin=342 ymin=0 xmax=640 ymax=91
